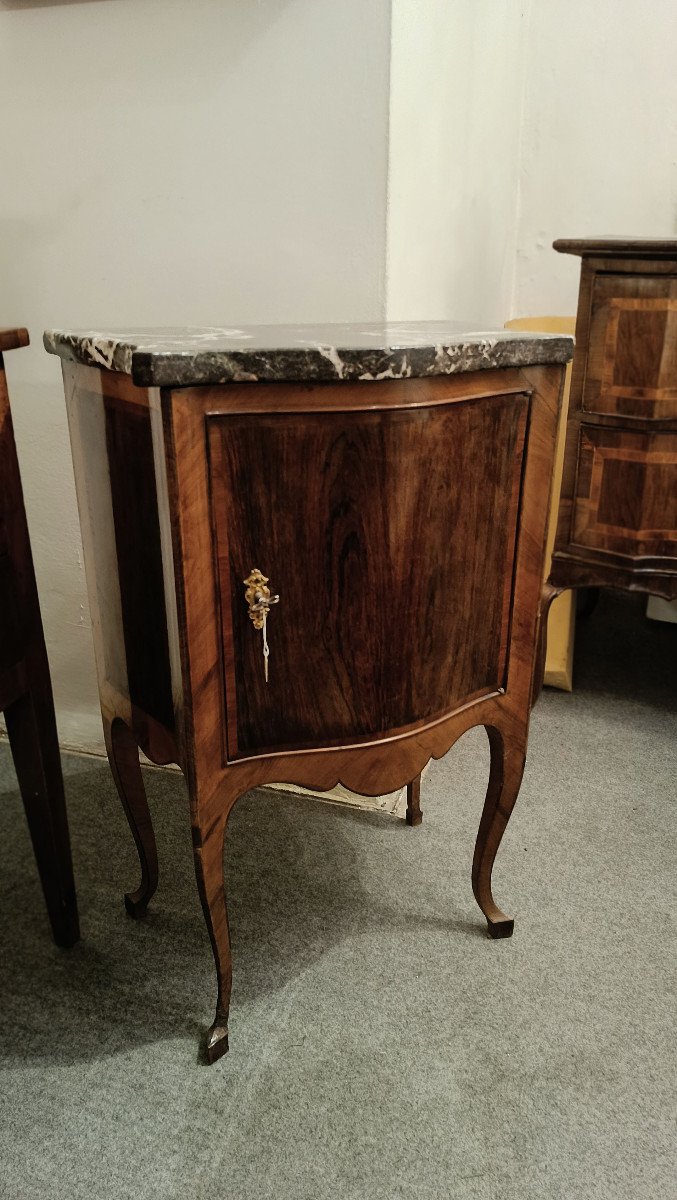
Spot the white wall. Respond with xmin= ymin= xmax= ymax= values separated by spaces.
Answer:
xmin=0 ymin=0 xmax=391 ymax=750
xmin=387 ymin=0 xmax=530 ymax=324
xmin=388 ymin=0 xmax=677 ymax=324
xmin=512 ymin=0 xmax=677 ymax=317
xmin=2 ymin=0 xmax=677 ymax=751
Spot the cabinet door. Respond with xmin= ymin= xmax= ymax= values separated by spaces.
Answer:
xmin=208 ymin=393 xmax=528 ymax=759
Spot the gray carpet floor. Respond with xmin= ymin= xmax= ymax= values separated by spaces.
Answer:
xmin=0 ymin=590 xmax=675 ymax=1200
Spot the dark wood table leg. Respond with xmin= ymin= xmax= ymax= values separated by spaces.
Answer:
xmin=5 ymin=685 xmax=79 ymax=948
xmin=103 ymin=716 xmax=159 ymax=919
xmin=406 ymin=774 xmax=423 ymax=826
xmin=192 ymin=792 xmax=233 ymax=1065
xmin=0 ymin=331 xmax=79 ymax=948
xmin=531 ymin=583 xmax=564 ymax=707
xmin=472 ymin=723 xmax=526 ymax=939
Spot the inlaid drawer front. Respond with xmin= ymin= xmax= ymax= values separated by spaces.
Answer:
xmin=583 ymin=275 xmax=677 ymax=419
xmin=207 ymin=394 xmax=528 ymax=759
xmin=572 ymin=426 xmax=677 ymax=558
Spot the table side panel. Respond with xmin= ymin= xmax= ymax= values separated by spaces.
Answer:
xmin=104 ymin=390 xmax=174 ymax=731
xmin=63 ymin=363 xmax=179 ymax=753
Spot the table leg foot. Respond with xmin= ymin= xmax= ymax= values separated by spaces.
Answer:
xmin=205 ymin=1021 xmax=229 ymax=1065
xmin=124 ymin=892 xmax=148 ymax=919
xmin=55 ymin=909 xmax=80 ymax=949
xmin=487 ymin=916 xmax=515 ymax=939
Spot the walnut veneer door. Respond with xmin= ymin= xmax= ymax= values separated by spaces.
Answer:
xmin=208 ymin=392 xmax=528 ymax=759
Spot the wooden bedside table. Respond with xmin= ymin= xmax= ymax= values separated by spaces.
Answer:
xmin=45 ymin=322 xmax=571 ymax=1062
xmin=550 ymin=238 xmax=677 ymax=601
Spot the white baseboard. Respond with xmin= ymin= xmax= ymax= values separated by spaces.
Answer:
xmin=1 ymin=707 xmax=417 ymax=819
xmin=266 ymin=779 xmax=409 ymax=817
xmin=647 ymin=596 xmax=677 ymax=625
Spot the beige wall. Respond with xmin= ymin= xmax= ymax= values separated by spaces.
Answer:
xmin=1 ymin=0 xmax=676 ymax=752
xmin=0 ymin=0 xmax=391 ymax=750
xmin=387 ymin=0 xmax=677 ymax=324
xmin=387 ymin=0 xmax=530 ymax=324
xmin=512 ymin=0 xmax=677 ymax=316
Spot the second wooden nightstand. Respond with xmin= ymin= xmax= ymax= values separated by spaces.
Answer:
xmin=550 ymin=238 xmax=677 ymax=602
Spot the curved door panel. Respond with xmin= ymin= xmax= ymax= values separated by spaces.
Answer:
xmin=208 ymin=392 xmax=528 ymax=758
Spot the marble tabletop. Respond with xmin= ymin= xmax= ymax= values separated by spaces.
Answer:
xmin=44 ymin=322 xmax=573 ymax=388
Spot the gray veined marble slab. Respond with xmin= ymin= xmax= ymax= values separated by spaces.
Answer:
xmin=44 ymin=321 xmax=573 ymax=388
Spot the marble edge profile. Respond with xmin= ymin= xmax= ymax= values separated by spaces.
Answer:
xmin=44 ymin=330 xmax=574 ymax=388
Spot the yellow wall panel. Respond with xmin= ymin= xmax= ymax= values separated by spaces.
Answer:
xmin=506 ymin=316 xmax=576 ymax=690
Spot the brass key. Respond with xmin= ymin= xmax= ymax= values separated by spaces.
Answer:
xmin=243 ymin=569 xmax=279 ymax=683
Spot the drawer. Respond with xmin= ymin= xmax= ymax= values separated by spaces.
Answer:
xmin=583 ymin=274 xmax=677 ymax=420
xmin=207 ymin=393 xmax=529 ymax=759
xmin=572 ymin=425 xmax=677 ymax=559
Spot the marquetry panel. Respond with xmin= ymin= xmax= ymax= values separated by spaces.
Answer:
xmin=208 ymin=392 xmax=529 ymax=758
xmin=583 ymin=275 xmax=677 ymax=419
xmin=572 ymin=426 xmax=677 ymax=558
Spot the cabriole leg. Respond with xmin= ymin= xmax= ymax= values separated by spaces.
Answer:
xmin=192 ymin=807 xmax=232 ymax=1064
xmin=104 ymin=716 xmax=158 ymax=918
xmin=472 ymin=724 xmax=526 ymax=939
xmin=406 ymin=773 xmax=422 ymax=826
xmin=531 ymin=583 xmax=564 ymax=708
